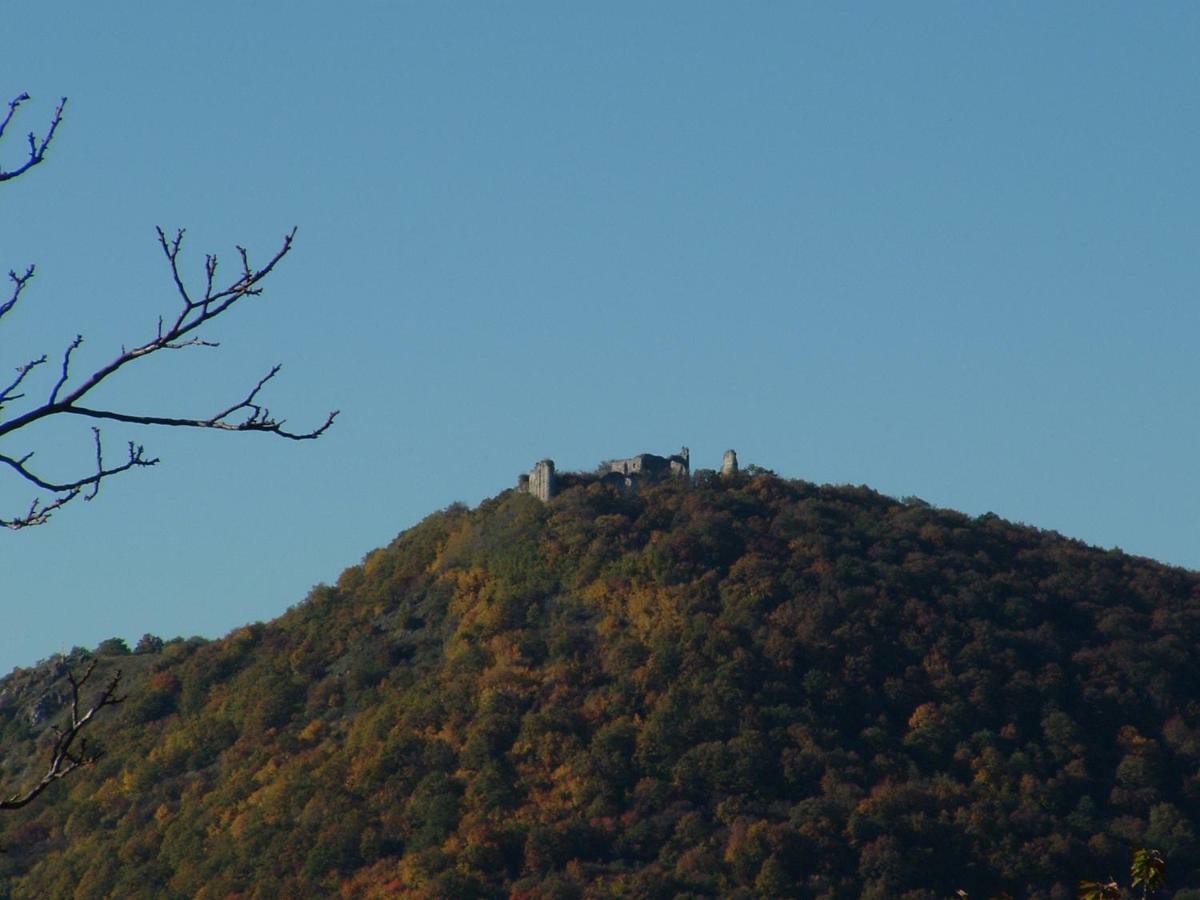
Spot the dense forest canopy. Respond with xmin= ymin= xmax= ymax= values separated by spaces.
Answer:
xmin=2 ymin=470 xmax=1199 ymax=897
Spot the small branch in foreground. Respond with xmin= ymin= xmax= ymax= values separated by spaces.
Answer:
xmin=0 ymin=355 xmax=48 ymax=413
xmin=0 ymin=436 xmax=156 ymax=529
xmin=0 ymin=94 xmax=65 ymax=184
xmin=0 ymin=266 xmax=36 ymax=323
xmin=65 ymin=364 xmax=339 ymax=440
xmin=0 ymin=228 xmax=338 ymax=528
xmin=0 ymin=662 xmax=124 ymax=810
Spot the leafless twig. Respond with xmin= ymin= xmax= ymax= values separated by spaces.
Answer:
xmin=0 ymin=92 xmax=338 ymax=527
xmin=1 ymin=266 xmax=36 ymax=324
xmin=0 ymin=93 xmax=64 ymax=184
xmin=0 ymin=229 xmax=338 ymax=526
xmin=0 ymin=662 xmax=124 ymax=810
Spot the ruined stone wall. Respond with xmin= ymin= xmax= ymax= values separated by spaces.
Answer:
xmin=605 ymin=455 xmax=656 ymax=477
xmin=721 ymin=449 xmax=738 ymax=477
xmin=520 ymin=447 xmax=713 ymax=503
xmin=604 ymin=447 xmax=689 ymax=479
xmin=529 ymin=459 xmax=556 ymax=502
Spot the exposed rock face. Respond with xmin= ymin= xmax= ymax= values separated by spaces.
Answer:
xmin=721 ymin=449 xmax=738 ymax=477
xmin=26 ymin=691 xmax=62 ymax=727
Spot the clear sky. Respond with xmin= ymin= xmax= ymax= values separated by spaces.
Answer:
xmin=1 ymin=3 xmax=1196 ymax=672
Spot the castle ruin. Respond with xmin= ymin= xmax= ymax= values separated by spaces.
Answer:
xmin=517 ymin=446 xmax=738 ymax=502
xmin=721 ymin=449 xmax=738 ymax=477
xmin=525 ymin=459 xmax=556 ymax=502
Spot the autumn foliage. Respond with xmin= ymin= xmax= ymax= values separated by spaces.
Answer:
xmin=1 ymin=472 xmax=1199 ymax=897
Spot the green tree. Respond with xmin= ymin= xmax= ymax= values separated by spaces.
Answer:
xmin=133 ymin=634 xmax=164 ymax=655
xmin=96 ymin=637 xmax=130 ymax=656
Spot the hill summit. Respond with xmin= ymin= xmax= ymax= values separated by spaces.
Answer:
xmin=2 ymin=466 xmax=1199 ymax=897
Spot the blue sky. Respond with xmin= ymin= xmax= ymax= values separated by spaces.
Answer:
xmin=1 ymin=4 xmax=1196 ymax=671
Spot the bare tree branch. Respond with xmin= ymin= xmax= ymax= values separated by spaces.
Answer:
xmin=0 ymin=227 xmax=305 ymax=436
xmin=0 ymin=266 xmax=36 ymax=323
xmin=0 ymin=88 xmax=338 ymax=817
xmin=49 ymin=335 xmax=83 ymax=405
xmin=0 ymin=433 xmax=155 ymax=494
xmin=0 ymin=662 xmax=124 ymax=810
xmin=0 ymin=94 xmax=65 ymax=183
xmin=0 ymin=492 xmax=80 ymax=529
xmin=0 ymin=355 xmax=48 ymax=412
xmin=65 ymin=366 xmax=339 ymax=440
xmin=1 ymin=133 xmax=338 ymax=526
xmin=0 ymin=433 xmax=156 ymax=529
xmin=0 ymin=92 xmax=336 ymax=530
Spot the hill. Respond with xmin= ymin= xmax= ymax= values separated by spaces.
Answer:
xmin=1 ymin=470 xmax=1199 ymax=898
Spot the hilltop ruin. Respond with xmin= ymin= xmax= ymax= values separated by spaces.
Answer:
xmin=517 ymin=447 xmax=737 ymax=501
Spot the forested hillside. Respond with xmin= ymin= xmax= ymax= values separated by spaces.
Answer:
xmin=2 ymin=471 xmax=1199 ymax=898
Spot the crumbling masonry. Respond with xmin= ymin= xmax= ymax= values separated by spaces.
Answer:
xmin=517 ymin=447 xmax=738 ymax=502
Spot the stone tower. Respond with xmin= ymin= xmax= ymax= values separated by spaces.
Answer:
xmin=671 ymin=446 xmax=690 ymax=477
xmin=529 ymin=459 xmax=556 ymax=502
xmin=720 ymin=449 xmax=739 ymax=477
